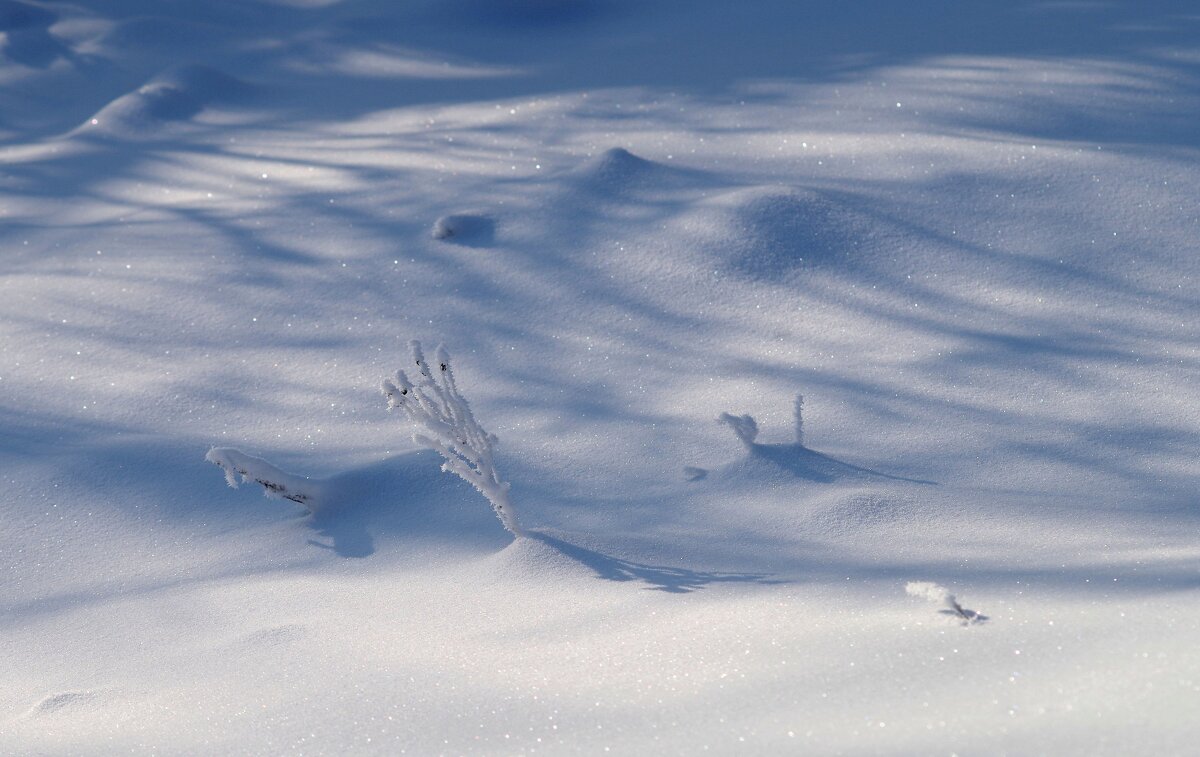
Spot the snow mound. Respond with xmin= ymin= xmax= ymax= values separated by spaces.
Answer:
xmin=480 ymin=532 xmax=590 ymax=582
xmin=77 ymin=65 xmax=250 ymax=136
xmin=806 ymin=492 xmax=921 ymax=536
xmin=703 ymin=187 xmax=870 ymax=280
xmin=569 ymin=146 xmax=688 ymax=196
xmin=431 ymin=212 xmax=496 ymax=245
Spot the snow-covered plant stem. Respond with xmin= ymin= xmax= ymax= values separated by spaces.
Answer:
xmin=382 ymin=341 xmax=522 ymax=537
xmin=206 ymin=447 xmax=319 ymax=510
xmin=794 ymin=394 xmax=805 ymax=447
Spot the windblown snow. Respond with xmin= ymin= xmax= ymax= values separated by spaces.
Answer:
xmin=2 ymin=0 xmax=1199 ymax=754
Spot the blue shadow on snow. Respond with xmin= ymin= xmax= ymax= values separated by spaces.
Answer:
xmin=530 ymin=532 xmax=782 ymax=593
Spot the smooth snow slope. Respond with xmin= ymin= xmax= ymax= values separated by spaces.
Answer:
xmin=3 ymin=0 xmax=1200 ymax=753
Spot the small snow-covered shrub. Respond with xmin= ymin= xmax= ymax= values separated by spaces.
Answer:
xmin=206 ymin=447 xmax=319 ymax=509
xmin=905 ymin=581 xmax=983 ymax=625
xmin=382 ymin=341 xmax=522 ymax=536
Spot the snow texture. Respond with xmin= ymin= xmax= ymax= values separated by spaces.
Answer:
xmin=4 ymin=1 xmax=1200 ymax=753
xmin=431 ymin=212 xmax=495 ymax=245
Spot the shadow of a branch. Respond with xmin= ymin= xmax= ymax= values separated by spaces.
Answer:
xmin=530 ymin=532 xmax=783 ymax=593
xmin=939 ymin=607 xmax=989 ymax=626
xmin=750 ymin=442 xmax=939 ymax=486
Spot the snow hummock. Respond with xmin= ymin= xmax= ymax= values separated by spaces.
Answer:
xmin=3 ymin=1 xmax=1200 ymax=754
xmin=78 ymin=65 xmax=250 ymax=136
xmin=431 ymin=212 xmax=496 ymax=245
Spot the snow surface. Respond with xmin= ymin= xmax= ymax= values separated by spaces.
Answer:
xmin=3 ymin=0 xmax=1200 ymax=753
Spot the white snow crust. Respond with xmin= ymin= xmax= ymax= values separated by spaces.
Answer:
xmin=3 ymin=1 xmax=1200 ymax=754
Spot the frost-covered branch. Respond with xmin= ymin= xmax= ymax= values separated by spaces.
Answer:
xmin=206 ymin=447 xmax=319 ymax=510
xmin=794 ymin=394 xmax=805 ymax=447
xmin=382 ymin=341 xmax=522 ymax=536
xmin=905 ymin=581 xmax=983 ymax=625
xmin=717 ymin=412 xmax=758 ymax=448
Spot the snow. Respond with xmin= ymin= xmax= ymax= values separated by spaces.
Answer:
xmin=431 ymin=212 xmax=496 ymax=245
xmin=3 ymin=0 xmax=1200 ymax=753
xmin=206 ymin=446 xmax=321 ymax=507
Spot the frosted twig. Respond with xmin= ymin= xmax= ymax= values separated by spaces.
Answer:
xmin=382 ymin=341 xmax=522 ymax=536
xmin=205 ymin=447 xmax=318 ymax=510
xmin=794 ymin=394 xmax=805 ymax=447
